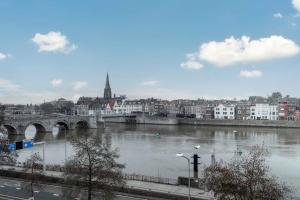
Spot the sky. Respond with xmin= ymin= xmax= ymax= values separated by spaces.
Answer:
xmin=1 ymin=0 xmax=300 ymax=104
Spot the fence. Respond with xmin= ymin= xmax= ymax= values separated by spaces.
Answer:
xmin=123 ymin=173 xmax=178 ymax=185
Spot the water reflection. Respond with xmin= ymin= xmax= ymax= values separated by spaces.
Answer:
xmin=14 ymin=123 xmax=300 ymax=196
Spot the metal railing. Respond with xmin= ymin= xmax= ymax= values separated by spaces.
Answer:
xmin=123 ymin=173 xmax=178 ymax=185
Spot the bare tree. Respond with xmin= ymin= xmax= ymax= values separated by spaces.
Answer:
xmin=65 ymin=130 xmax=125 ymax=200
xmin=0 ymin=104 xmax=4 ymax=125
xmin=0 ymin=145 xmax=18 ymax=166
xmin=23 ymin=152 xmax=43 ymax=199
xmin=204 ymin=146 xmax=292 ymax=200
xmin=40 ymin=102 xmax=56 ymax=115
xmin=0 ymin=106 xmax=18 ymax=166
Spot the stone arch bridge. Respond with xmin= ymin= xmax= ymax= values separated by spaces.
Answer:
xmin=2 ymin=114 xmax=98 ymax=135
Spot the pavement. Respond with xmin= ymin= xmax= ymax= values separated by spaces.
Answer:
xmin=126 ymin=180 xmax=213 ymax=199
xmin=0 ymin=165 xmax=214 ymax=199
xmin=0 ymin=177 xmax=167 ymax=200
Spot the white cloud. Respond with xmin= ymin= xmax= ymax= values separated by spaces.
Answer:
xmin=32 ymin=31 xmax=77 ymax=53
xmin=140 ymin=80 xmax=159 ymax=86
xmin=50 ymin=79 xmax=63 ymax=87
xmin=0 ymin=79 xmax=20 ymax=92
xmin=291 ymin=22 xmax=298 ymax=27
xmin=292 ymin=0 xmax=300 ymax=12
xmin=180 ymin=54 xmax=204 ymax=70
xmin=273 ymin=12 xmax=283 ymax=18
xmin=240 ymin=70 xmax=262 ymax=78
xmin=193 ymin=35 xmax=300 ymax=67
xmin=0 ymin=53 xmax=10 ymax=60
xmin=72 ymin=81 xmax=88 ymax=92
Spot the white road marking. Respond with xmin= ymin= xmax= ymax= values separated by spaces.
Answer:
xmin=0 ymin=196 xmax=11 ymax=200
xmin=0 ymin=193 xmax=27 ymax=200
xmin=115 ymin=194 xmax=148 ymax=200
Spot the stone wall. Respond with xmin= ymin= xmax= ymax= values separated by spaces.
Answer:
xmin=179 ymin=119 xmax=300 ymax=128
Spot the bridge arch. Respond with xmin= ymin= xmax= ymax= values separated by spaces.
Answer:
xmin=3 ymin=124 xmax=17 ymax=135
xmin=25 ymin=122 xmax=47 ymax=136
xmin=55 ymin=121 xmax=69 ymax=130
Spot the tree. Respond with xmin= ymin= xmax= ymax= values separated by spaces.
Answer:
xmin=0 ymin=104 xmax=18 ymax=166
xmin=0 ymin=144 xmax=18 ymax=166
xmin=204 ymin=146 xmax=291 ymax=200
xmin=65 ymin=130 xmax=125 ymax=200
xmin=23 ymin=153 xmax=43 ymax=199
xmin=40 ymin=102 xmax=56 ymax=115
xmin=0 ymin=104 xmax=4 ymax=126
xmin=57 ymin=101 xmax=75 ymax=115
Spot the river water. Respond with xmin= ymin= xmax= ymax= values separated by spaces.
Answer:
xmin=7 ymin=124 xmax=300 ymax=196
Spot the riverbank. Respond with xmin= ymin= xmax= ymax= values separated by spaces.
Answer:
xmin=103 ymin=116 xmax=300 ymax=128
xmin=0 ymin=165 xmax=212 ymax=200
xmin=179 ymin=118 xmax=300 ymax=128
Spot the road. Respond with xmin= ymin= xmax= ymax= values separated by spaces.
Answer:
xmin=0 ymin=177 xmax=167 ymax=200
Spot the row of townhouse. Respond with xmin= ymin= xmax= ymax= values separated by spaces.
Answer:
xmin=103 ymin=99 xmax=168 ymax=115
xmin=214 ymin=103 xmax=279 ymax=120
xmin=75 ymin=96 xmax=299 ymax=121
xmin=112 ymin=100 xmax=143 ymax=114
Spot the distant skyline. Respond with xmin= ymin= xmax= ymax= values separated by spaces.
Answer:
xmin=1 ymin=0 xmax=300 ymax=104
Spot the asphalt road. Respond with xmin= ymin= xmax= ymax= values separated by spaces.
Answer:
xmin=0 ymin=177 xmax=166 ymax=200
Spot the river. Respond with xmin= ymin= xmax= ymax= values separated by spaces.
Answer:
xmin=6 ymin=123 xmax=300 ymax=197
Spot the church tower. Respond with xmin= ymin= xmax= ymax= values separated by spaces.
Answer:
xmin=104 ymin=73 xmax=112 ymax=99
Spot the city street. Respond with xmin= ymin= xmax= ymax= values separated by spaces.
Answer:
xmin=0 ymin=177 xmax=166 ymax=200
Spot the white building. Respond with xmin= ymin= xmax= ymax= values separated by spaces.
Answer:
xmin=214 ymin=104 xmax=235 ymax=120
xmin=123 ymin=100 xmax=143 ymax=114
xmin=250 ymin=104 xmax=278 ymax=120
xmin=107 ymin=100 xmax=143 ymax=114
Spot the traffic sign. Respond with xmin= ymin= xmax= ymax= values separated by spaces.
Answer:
xmin=23 ymin=140 xmax=33 ymax=149
xmin=7 ymin=143 xmax=16 ymax=152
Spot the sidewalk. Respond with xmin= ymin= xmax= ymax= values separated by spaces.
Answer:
xmin=0 ymin=165 xmax=214 ymax=200
xmin=126 ymin=180 xmax=213 ymax=200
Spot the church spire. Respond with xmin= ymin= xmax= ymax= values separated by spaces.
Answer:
xmin=104 ymin=73 xmax=112 ymax=99
xmin=105 ymin=72 xmax=110 ymax=89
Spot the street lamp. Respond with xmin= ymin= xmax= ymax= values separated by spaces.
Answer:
xmin=176 ymin=153 xmax=191 ymax=200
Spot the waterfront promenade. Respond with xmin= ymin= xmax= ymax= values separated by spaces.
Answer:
xmin=0 ymin=165 xmax=213 ymax=200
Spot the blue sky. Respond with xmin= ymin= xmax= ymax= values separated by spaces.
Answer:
xmin=1 ymin=0 xmax=300 ymax=104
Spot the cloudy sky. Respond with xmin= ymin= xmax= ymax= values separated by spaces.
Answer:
xmin=1 ymin=0 xmax=300 ymax=104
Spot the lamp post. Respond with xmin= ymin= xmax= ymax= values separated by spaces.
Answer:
xmin=176 ymin=153 xmax=191 ymax=200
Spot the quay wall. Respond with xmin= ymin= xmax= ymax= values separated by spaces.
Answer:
xmin=178 ymin=119 xmax=300 ymax=128
xmin=102 ymin=116 xmax=127 ymax=123
xmin=103 ymin=116 xmax=178 ymax=125
xmin=135 ymin=116 xmax=178 ymax=125
xmin=103 ymin=115 xmax=300 ymax=128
